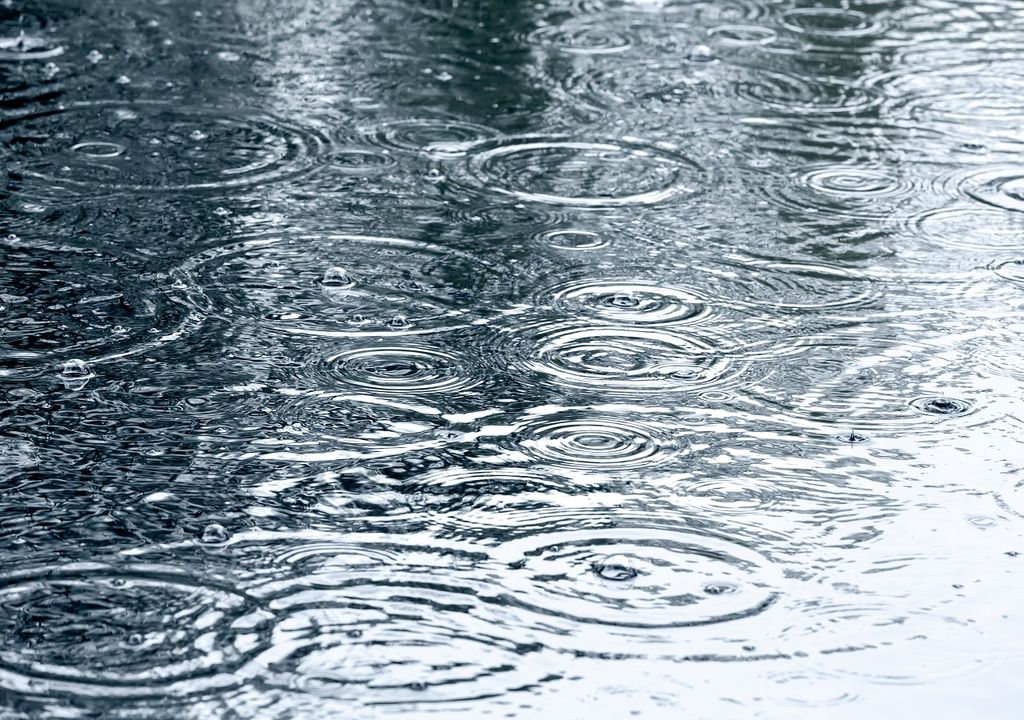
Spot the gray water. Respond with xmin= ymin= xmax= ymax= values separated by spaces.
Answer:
xmin=2 ymin=0 xmax=1024 ymax=717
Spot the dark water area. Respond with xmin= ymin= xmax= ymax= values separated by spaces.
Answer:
xmin=2 ymin=0 xmax=1024 ymax=717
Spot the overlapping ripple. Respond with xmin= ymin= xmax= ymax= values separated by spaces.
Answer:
xmin=0 ymin=562 xmax=273 ymax=698
xmin=0 ymin=236 xmax=194 ymax=376
xmin=2 ymin=100 xmax=326 ymax=194
xmin=503 ymin=320 xmax=746 ymax=395
xmin=176 ymin=233 xmax=507 ymax=337
xmin=545 ymin=277 xmax=711 ymax=325
xmin=491 ymin=527 xmax=779 ymax=628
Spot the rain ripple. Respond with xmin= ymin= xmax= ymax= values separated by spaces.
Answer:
xmin=0 ymin=562 xmax=273 ymax=699
xmin=454 ymin=136 xmax=704 ymax=208
xmin=176 ymin=233 xmax=508 ymax=338
xmin=2 ymin=100 xmax=327 ymax=194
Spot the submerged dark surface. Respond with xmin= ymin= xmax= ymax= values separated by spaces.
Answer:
xmin=2 ymin=0 xmax=1024 ymax=717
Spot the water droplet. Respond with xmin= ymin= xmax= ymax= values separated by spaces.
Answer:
xmin=836 ymin=430 xmax=869 ymax=444
xmin=321 ymin=266 xmax=355 ymax=289
xmin=115 ymin=75 xmax=131 ymax=85
xmin=591 ymin=555 xmax=639 ymax=581
xmin=189 ymin=130 xmax=208 ymax=141
xmin=59 ymin=359 xmax=93 ymax=388
xmin=687 ymin=44 xmax=716 ymax=63
xmin=61 ymin=359 xmax=91 ymax=377
xmin=86 ymin=49 xmax=103 ymax=64
xmin=200 ymin=523 xmax=230 ymax=544
xmin=216 ymin=50 xmax=241 ymax=62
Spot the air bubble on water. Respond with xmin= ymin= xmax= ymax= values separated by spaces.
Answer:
xmin=216 ymin=50 xmax=241 ymax=62
xmin=387 ymin=314 xmax=410 ymax=329
xmin=59 ymin=359 xmax=93 ymax=390
xmin=43 ymin=62 xmax=59 ymax=79
xmin=86 ymin=49 xmax=103 ymax=64
xmin=591 ymin=554 xmax=639 ymax=581
xmin=687 ymin=44 xmax=716 ymax=63
xmin=321 ymin=267 xmax=355 ymax=289
xmin=190 ymin=130 xmax=208 ymax=141
xmin=200 ymin=523 xmax=230 ymax=544
xmin=213 ymin=207 xmax=232 ymax=216
xmin=424 ymin=168 xmax=446 ymax=183
xmin=60 ymin=359 xmax=92 ymax=378
xmin=5 ymin=233 xmax=20 ymax=244
xmin=115 ymin=75 xmax=131 ymax=85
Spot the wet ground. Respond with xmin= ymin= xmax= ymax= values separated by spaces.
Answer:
xmin=2 ymin=0 xmax=1024 ymax=717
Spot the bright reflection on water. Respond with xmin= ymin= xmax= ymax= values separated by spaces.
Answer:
xmin=1 ymin=0 xmax=1024 ymax=717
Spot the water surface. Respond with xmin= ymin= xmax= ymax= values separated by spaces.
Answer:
xmin=2 ymin=0 xmax=1024 ymax=718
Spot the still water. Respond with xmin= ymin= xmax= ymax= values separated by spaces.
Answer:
xmin=2 ymin=0 xmax=1023 ymax=717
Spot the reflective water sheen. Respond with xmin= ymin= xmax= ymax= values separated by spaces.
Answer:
xmin=2 ymin=0 xmax=1023 ymax=718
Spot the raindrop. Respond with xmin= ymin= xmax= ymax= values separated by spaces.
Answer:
xmin=687 ymin=44 xmax=716 ymax=63
xmin=86 ymin=49 xmax=103 ymax=63
xmin=321 ymin=266 xmax=355 ymax=290
xmin=201 ymin=523 xmax=230 ymax=544
xmin=592 ymin=555 xmax=640 ymax=581
xmin=59 ymin=358 xmax=93 ymax=390
xmin=836 ymin=430 xmax=868 ymax=444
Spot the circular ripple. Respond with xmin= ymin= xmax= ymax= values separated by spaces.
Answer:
xmin=176 ymin=233 xmax=505 ymax=337
xmin=992 ymin=258 xmax=1024 ymax=283
xmin=0 ymin=238 xmax=193 ymax=375
xmin=679 ymin=477 xmax=782 ymax=515
xmin=741 ymin=335 xmax=991 ymax=436
xmin=459 ymin=137 xmax=703 ymax=207
xmin=3 ymin=101 xmax=325 ymax=193
xmin=327 ymin=147 xmax=396 ymax=174
xmin=493 ymin=527 xmax=778 ymax=628
xmin=548 ymin=279 xmax=710 ymax=325
xmin=779 ymin=8 xmax=879 ymax=38
xmin=706 ymin=23 xmax=778 ymax=45
xmin=527 ymin=23 xmax=633 ymax=55
xmin=735 ymin=71 xmax=881 ymax=114
xmin=535 ymin=228 xmax=610 ymax=250
xmin=516 ymin=412 xmax=682 ymax=471
xmin=959 ymin=167 xmax=1024 ymax=214
xmin=243 ymin=536 xmax=546 ymax=707
xmin=0 ymin=563 xmax=272 ymax=697
xmin=515 ymin=322 xmax=742 ymax=394
xmin=321 ymin=345 xmax=478 ymax=396
xmin=708 ymin=255 xmax=878 ymax=313
xmin=910 ymin=396 xmax=974 ymax=417
xmin=365 ymin=118 xmax=497 ymax=159
xmin=779 ymin=163 xmax=917 ymax=221
xmin=914 ymin=205 xmax=1024 ymax=251
xmin=0 ymin=33 xmax=63 ymax=61
xmin=882 ymin=67 xmax=1024 ymax=129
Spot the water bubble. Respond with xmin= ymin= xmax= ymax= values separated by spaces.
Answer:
xmin=200 ymin=523 xmax=230 ymax=544
xmin=321 ymin=266 xmax=355 ymax=290
xmin=592 ymin=555 xmax=640 ymax=581
xmin=60 ymin=359 xmax=94 ymax=389
xmin=687 ymin=44 xmax=716 ymax=63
